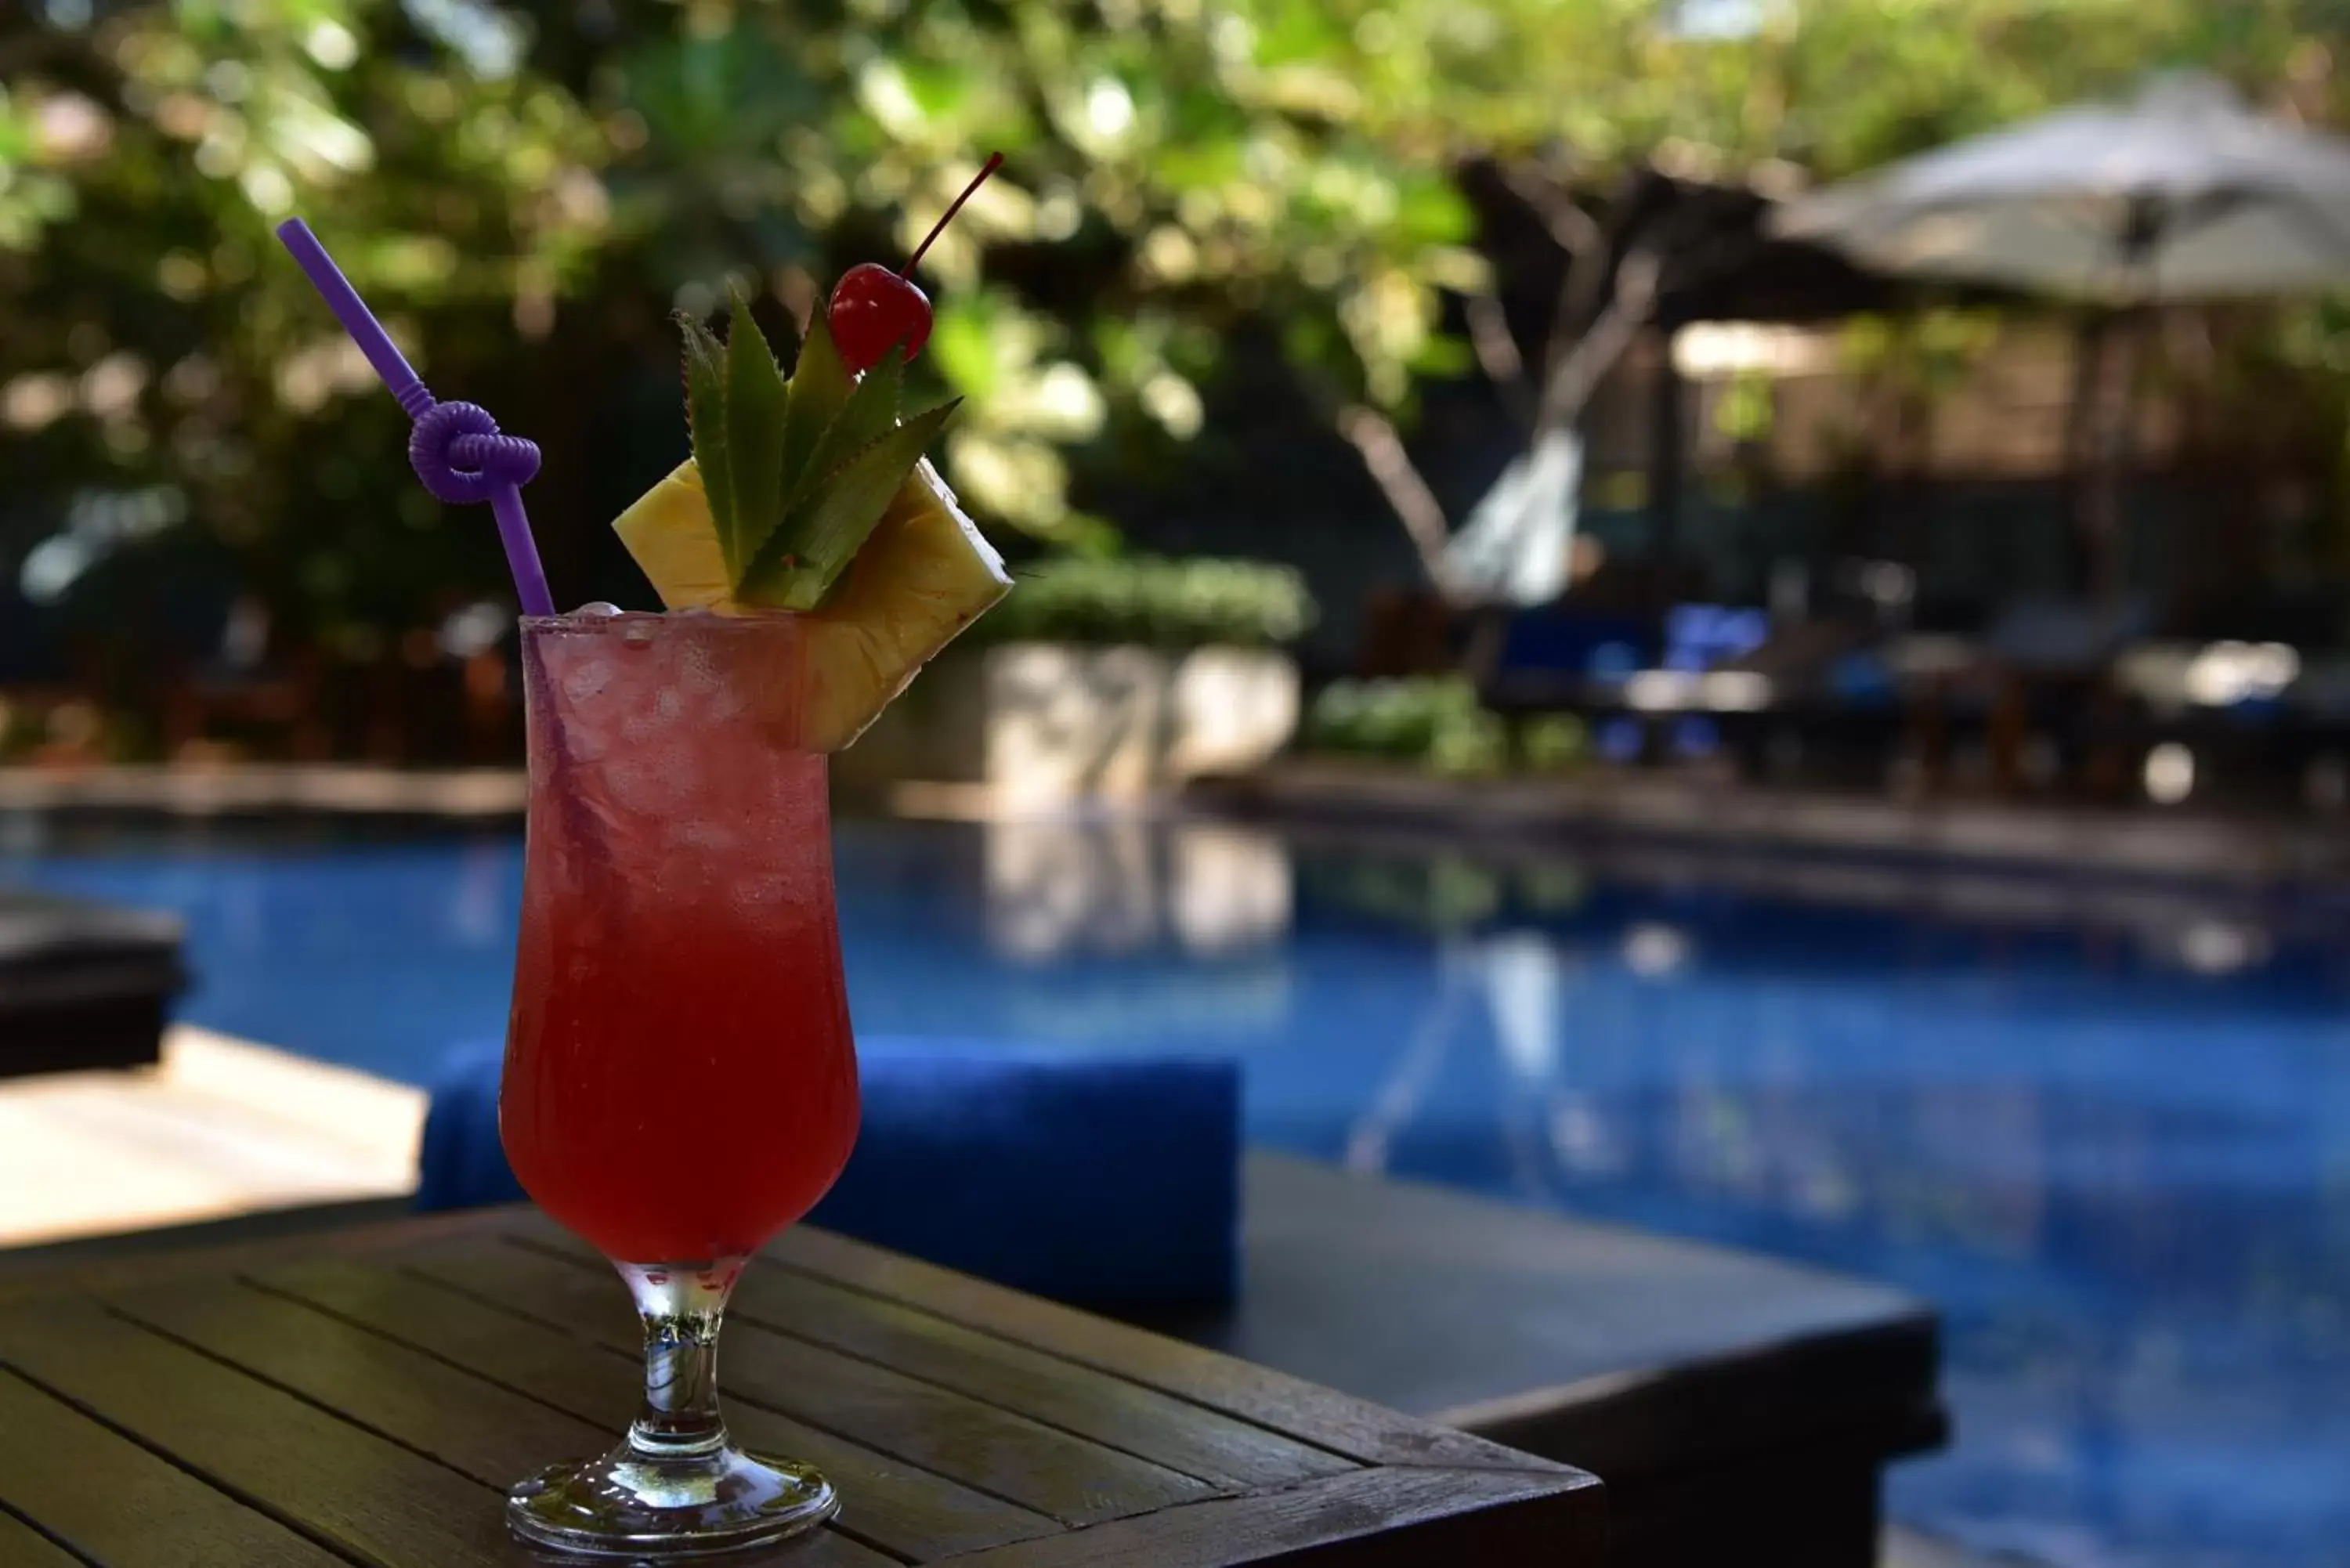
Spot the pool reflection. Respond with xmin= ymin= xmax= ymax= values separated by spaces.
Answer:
xmin=1272 ymin=841 xmax=2350 ymax=1568
xmin=979 ymin=818 xmax=1291 ymax=961
xmin=5 ymin=816 xmax=2345 ymax=1565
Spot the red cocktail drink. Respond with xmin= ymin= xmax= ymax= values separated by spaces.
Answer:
xmin=502 ymin=609 xmax=859 ymax=1266
xmin=284 ymin=157 xmax=1011 ymax=1559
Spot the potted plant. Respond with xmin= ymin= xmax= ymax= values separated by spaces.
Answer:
xmin=837 ymin=555 xmax=1314 ymax=803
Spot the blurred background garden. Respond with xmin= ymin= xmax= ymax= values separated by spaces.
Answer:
xmin=9 ymin=0 xmax=2350 ymax=776
xmin=9 ymin=4 xmax=2350 ymax=1567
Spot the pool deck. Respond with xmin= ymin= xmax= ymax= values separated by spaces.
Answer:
xmin=0 ymin=763 xmax=527 ymax=822
xmin=0 ymin=1025 xmax=425 ymax=1249
xmin=1195 ymin=758 xmax=2350 ymax=888
xmin=1881 ymin=1530 xmax=2035 ymax=1568
xmin=9 ymin=760 xmax=2347 ymax=894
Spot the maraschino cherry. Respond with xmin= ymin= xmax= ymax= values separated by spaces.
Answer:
xmin=829 ymin=153 xmax=1005 ymax=374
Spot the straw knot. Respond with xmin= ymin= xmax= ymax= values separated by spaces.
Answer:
xmin=409 ymin=399 xmax=540 ymax=505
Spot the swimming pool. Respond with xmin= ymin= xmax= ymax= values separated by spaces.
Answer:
xmin=5 ymin=814 xmax=2345 ymax=1568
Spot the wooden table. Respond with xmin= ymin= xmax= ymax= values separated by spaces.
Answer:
xmin=1132 ymin=1157 xmax=1944 ymax=1568
xmin=0 ymin=1204 xmax=1603 ymax=1566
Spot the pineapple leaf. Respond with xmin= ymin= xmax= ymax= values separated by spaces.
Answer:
xmin=776 ymin=308 xmax=850 ymax=509
xmin=722 ymin=287 xmax=793 ymax=574
xmin=677 ymin=311 xmax=735 ymax=576
xmin=736 ymin=399 xmax=962 ymax=609
xmin=786 ymin=345 xmax=906 ymax=516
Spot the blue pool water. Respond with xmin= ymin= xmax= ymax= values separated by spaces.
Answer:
xmin=5 ymin=816 xmax=2346 ymax=1568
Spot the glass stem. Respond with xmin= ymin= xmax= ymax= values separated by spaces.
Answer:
xmin=619 ymin=1259 xmax=747 ymax=1462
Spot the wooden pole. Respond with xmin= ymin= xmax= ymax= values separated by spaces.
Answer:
xmin=1649 ymin=332 xmax=1686 ymax=607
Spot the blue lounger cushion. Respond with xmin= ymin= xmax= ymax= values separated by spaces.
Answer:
xmin=414 ymin=1042 xmax=519 ymax=1213
xmin=416 ymin=1038 xmax=1240 ymax=1306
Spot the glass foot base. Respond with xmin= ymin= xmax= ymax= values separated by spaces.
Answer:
xmin=507 ymin=1444 xmax=837 ymax=1559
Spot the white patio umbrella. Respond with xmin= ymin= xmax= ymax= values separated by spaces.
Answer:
xmin=1773 ymin=74 xmax=2350 ymax=605
xmin=1444 ymin=428 xmax=1582 ymax=608
xmin=1773 ymin=73 xmax=2350 ymax=298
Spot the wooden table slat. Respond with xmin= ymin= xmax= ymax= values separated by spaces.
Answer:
xmin=0 ymin=1302 xmax=898 ymax=1568
xmin=939 ymin=1465 xmax=1602 ymax=1568
xmin=0 ymin=1204 xmax=1606 ymax=1567
xmin=762 ymin=1227 xmax=1574 ymax=1476
xmin=253 ymin=1259 xmax=1055 ymax=1564
xmin=597 ymin=1240 xmax=1356 ymax=1491
xmin=521 ymin=1227 xmax=1354 ymax=1490
xmin=0 ymin=1310 xmax=520 ymax=1568
xmin=0 ymin=1205 xmax=517 ymax=1310
xmin=406 ymin=1240 xmax=1219 ymax=1527
xmin=0 ymin=1506 xmax=86 ymax=1568
xmin=104 ymin=1279 xmax=612 ymax=1493
xmin=0 ymin=1369 xmax=347 ymax=1568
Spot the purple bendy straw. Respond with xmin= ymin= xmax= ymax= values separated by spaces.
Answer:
xmin=274 ymin=218 xmax=555 ymax=617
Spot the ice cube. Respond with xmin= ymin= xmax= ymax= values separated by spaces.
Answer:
xmin=703 ymin=683 xmax=748 ymax=724
xmin=729 ymin=874 xmax=797 ymax=914
xmin=621 ymin=711 xmax=665 ymax=743
xmin=681 ymin=642 xmax=722 ymax=694
xmin=561 ymin=659 xmax=615 ymax=706
xmin=668 ymin=821 xmax=736 ymax=853
xmin=601 ymin=759 xmax=664 ymax=813
xmin=657 ymin=757 xmax=700 ymax=805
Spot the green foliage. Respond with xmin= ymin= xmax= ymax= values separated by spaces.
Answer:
xmin=0 ymin=1 xmax=607 ymax=650
xmin=1519 ymin=711 xmax=1589 ymax=771
xmin=1309 ymin=678 xmax=1591 ymax=775
xmin=1307 ymin=675 xmax=1506 ymax=775
xmin=566 ymin=0 xmax=1512 ymax=544
xmin=979 ymin=554 xmax=1315 ymax=649
xmin=4 ymin=0 xmax=2348 ymax=657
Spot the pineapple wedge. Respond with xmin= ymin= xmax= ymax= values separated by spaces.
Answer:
xmin=612 ymin=456 xmax=1010 ymax=750
xmin=612 ymin=461 xmax=732 ymax=611
xmin=802 ymin=457 xmax=1010 ymax=749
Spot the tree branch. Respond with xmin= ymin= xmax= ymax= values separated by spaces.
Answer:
xmin=1337 ymin=403 xmax=1462 ymax=598
xmin=1465 ymin=291 xmax=1531 ymax=425
xmin=1344 ymin=167 xmax=1661 ymax=604
xmin=1535 ymin=249 xmax=1660 ymax=433
xmin=1533 ymin=206 xmax=1636 ymax=415
xmin=1500 ymin=161 xmax=1603 ymax=258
